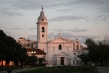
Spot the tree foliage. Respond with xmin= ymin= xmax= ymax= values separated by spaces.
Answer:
xmin=0 ymin=29 xmax=28 ymax=66
xmin=26 ymin=56 xmax=38 ymax=64
xmin=78 ymin=53 xmax=89 ymax=65
xmin=84 ymin=38 xmax=109 ymax=66
xmin=29 ymin=56 xmax=38 ymax=64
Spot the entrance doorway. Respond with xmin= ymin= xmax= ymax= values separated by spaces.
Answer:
xmin=61 ymin=57 xmax=64 ymax=65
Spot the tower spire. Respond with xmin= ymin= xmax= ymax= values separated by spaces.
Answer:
xmin=37 ymin=6 xmax=47 ymax=23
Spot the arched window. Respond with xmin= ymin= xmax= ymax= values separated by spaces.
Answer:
xmin=77 ymin=41 xmax=79 ymax=43
xmin=42 ymin=27 xmax=45 ymax=32
xmin=76 ymin=45 xmax=79 ymax=50
xmin=73 ymin=44 xmax=75 ymax=50
xmin=42 ymin=18 xmax=44 ymax=21
xmin=74 ymin=53 xmax=76 ymax=55
xmin=42 ymin=34 xmax=44 ymax=37
xmin=59 ymin=44 xmax=62 ymax=50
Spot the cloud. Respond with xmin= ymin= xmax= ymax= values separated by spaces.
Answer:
xmin=5 ymin=0 xmax=107 ymax=12
xmin=49 ymin=16 xmax=85 ymax=21
xmin=28 ymin=35 xmax=37 ymax=41
xmin=10 ymin=0 xmax=42 ymax=10
xmin=1 ymin=10 xmax=23 ymax=16
xmin=48 ymin=28 xmax=100 ymax=44
xmin=50 ymin=28 xmax=88 ymax=33
xmin=73 ymin=0 xmax=109 ymax=13
xmin=1 ymin=0 xmax=109 ymax=14
xmin=10 ymin=0 xmax=69 ymax=10
xmin=4 ymin=31 xmax=16 ymax=38
xmin=1 ymin=0 xmax=109 ymax=19
xmin=9 ymin=28 xmax=24 ymax=30
xmin=4 ymin=31 xmax=12 ymax=35
xmin=69 ymin=28 xmax=88 ymax=33
xmin=57 ymin=9 xmax=73 ymax=12
xmin=8 ymin=28 xmax=37 ymax=30
xmin=48 ymin=31 xmax=99 ymax=44
xmin=93 ymin=15 xmax=109 ymax=21
xmin=104 ymin=34 xmax=109 ymax=41
xmin=28 ymin=28 xmax=37 ymax=30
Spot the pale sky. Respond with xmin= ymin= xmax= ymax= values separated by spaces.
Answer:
xmin=0 ymin=0 xmax=109 ymax=45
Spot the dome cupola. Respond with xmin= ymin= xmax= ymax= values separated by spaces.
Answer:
xmin=37 ymin=6 xmax=47 ymax=23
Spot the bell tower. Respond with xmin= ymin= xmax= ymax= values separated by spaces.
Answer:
xmin=36 ymin=6 xmax=48 ymax=43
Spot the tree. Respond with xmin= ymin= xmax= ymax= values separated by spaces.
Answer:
xmin=0 ymin=29 xmax=28 ymax=66
xmin=39 ymin=58 xmax=45 ymax=64
xmin=84 ymin=38 xmax=109 ymax=66
xmin=0 ymin=30 xmax=8 ymax=66
xmin=29 ymin=56 xmax=38 ymax=64
xmin=25 ymin=56 xmax=38 ymax=65
xmin=97 ymin=40 xmax=109 ymax=66
xmin=78 ymin=53 xmax=89 ymax=65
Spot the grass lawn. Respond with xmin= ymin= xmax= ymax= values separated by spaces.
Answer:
xmin=0 ymin=64 xmax=45 ymax=72
xmin=18 ymin=66 xmax=100 ymax=73
xmin=0 ymin=66 xmax=23 ymax=71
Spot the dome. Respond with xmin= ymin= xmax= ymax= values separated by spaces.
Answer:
xmin=37 ymin=9 xmax=47 ymax=22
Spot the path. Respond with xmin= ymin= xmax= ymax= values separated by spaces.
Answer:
xmin=0 ymin=67 xmax=37 ymax=73
xmin=97 ymin=66 xmax=109 ymax=73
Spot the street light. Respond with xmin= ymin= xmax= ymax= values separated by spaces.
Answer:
xmin=31 ymin=50 xmax=36 ymax=56
xmin=31 ymin=42 xmax=36 ymax=56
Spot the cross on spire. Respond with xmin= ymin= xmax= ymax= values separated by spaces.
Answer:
xmin=58 ymin=32 xmax=61 ymax=37
xmin=42 ymin=6 xmax=43 ymax=10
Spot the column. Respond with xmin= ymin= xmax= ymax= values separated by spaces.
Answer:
xmin=57 ymin=57 xmax=60 ymax=65
xmin=71 ymin=59 xmax=73 ymax=66
xmin=65 ymin=57 xmax=66 ymax=65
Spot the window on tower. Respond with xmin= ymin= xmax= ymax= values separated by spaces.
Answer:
xmin=42 ymin=27 xmax=45 ymax=32
xmin=73 ymin=44 xmax=75 ymax=50
xmin=42 ymin=34 xmax=44 ymax=37
xmin=42 ymin=18 xmax=44 ymax=21
xmin=59 ymin=44 xmax=62 ymax=50
xmin=76 ymin=45 xmax=79 ymax=50
xmin=74 ymin=53 xmax=76 ymax=55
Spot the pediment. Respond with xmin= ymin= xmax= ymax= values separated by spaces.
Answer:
xmin=49 ymin=36 xmax=72 ymax=43
xmin=57 ymin=52 xmax=69 ymax=56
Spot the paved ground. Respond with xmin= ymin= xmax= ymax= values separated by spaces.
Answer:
xmin=1 ymin=66 xmax=109 ymax=73
xmin=0 ymin=67 xmax=37 ymax=73
xmin=97 ymin=66 xmax=109 ymax=73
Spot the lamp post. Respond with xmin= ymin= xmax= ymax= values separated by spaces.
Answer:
xmin=31 ymin=42 xmax=36 ymax=56
xmin=31 ymin=50 xmax=36 ymax=64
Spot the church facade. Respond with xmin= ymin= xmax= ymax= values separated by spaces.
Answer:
xmin=36 ymin=8 xmax=84 ymax=66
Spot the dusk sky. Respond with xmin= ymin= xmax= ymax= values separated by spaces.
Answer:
xmin=0 ymin=0 xmax=109 ymax=45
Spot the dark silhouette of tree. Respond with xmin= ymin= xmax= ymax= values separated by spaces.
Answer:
xmin=28 ymin=56 xmax=38 ymax=64
xmin=39 ymin=57 xmax=45 ymax=64
xmin=78 ymin=53 xmax=89 ymax=65
xmin=0 ymin=29 xmax=28 ymax=66
xmin=84 ymin=38 xmax=109 ymax=66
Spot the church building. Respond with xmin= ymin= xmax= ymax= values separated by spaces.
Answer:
xmin=36 ymin=7 xmax=84 ymax=66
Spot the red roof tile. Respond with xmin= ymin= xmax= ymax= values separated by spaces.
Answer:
xmin=26 ymin=48 xmax=46 ymax=55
